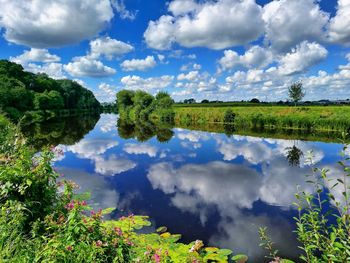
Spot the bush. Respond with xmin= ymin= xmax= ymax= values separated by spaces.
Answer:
xmin=224 ymin=109 xmax=236 ymax=123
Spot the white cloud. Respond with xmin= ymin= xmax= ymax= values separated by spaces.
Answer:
xmin=120 ymin=75 xmax=174 ymax=91
xmin=328 ymin=0 xmax=350 ymax=45
xmin=26 ymin=62 xmax=66 ymax=79
xmin=64 ymin=56 xmax=116 ymax=78
xmin=278 ymin=41 xmax=328 ymax=75
xmin=218 ymin=46 xmax=273 ymax=72
xmin=123 ymin=143 xmax=158 ymax=157
xmin=66 ymin=138 xmax=118 ymax=159
xmin=144 ymin=15 xmax=175 ymax=50
xmin=0 ymin=0 xmax=114 ymax=48
xmin=144 ymin=0 xmax=264 ymax=50
xmin=90 ymin=37 xmax=134 ymax=60
xmin=112 ymin=0 xmax=137 ymax=20
xmin=94 ymin=155 xmax=136 ymax=176
xmin=10 ymin=48 xmax=60 ymax=64
xmin=97 ymin=83 xmax=116 ymax=103
xmin=120 ymin=56 xmax=157 ymax=72
xmin=177 ymin=71 xmax=199 ymax=81
xmin=262 ymin=0 xmax=329 ymax=52
xmin=168 ymin=0 xmax=198 ymax=16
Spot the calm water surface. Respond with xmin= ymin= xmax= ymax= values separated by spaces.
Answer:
xmin=30 ymin=114 xmax=347 ymax=262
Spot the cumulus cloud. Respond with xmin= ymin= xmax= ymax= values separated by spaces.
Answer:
xmin=120 ymin=75 xmax=174 ymax=91
xmin=328 ymin=0 xmax=350 ymax=45
xmin=90 ymin=37 xmax=134 ymax=60
xmin=94 ymin=155 xmax=136 ymax=176
xmin=9 ymin=48 xmax=65 ymax=79
xmin=262 ymin=0 xmax=329 ymax=52
xmin=63 ymin=136 xmax=136 ymax=176
xmin=177 ymin=71 xmax=199 ymax=82
xmin=144 ymin=0 xmax=264 ymax=50
xmin=123 ymin=143 xmax=158 ymax=157
xmin=66 ymin=138 xmax=119 ymax=159
xmin=218 ymin=46 xmax=273 ymax=72
xmin=10 ymin=48 xmax=60 ymax=64
xmin=26 ymin=62 xmax=66 ymax=79
xmin=64 ymin=56 xmax=116 ymax=78
xmin=278 ymin=41 xmax=328 ymax=75
xmin=96 ymin=83 xmax=116 ymax=102
xmin=120 ymin=56 xmax=157 ymax=72
xmin=0 ymin=0 xmax=114 ymax=48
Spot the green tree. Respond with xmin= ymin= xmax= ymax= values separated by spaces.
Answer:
xmin=154 ymin=92 xmax=174 ymax=109
xmin=288 ymin=82 xmax=305 ymax=106
xmin=116 ymin=90 xmax=135 ymax=109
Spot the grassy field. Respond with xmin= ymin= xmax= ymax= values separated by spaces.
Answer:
xmin=174 ymin=105 xmax=350 ymax=132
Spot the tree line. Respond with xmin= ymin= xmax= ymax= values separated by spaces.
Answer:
xmin=0 ymin=60 xmax=101 ymax=120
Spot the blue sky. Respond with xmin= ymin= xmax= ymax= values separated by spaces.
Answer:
xmin=1 ymin=0 xmax=350 ymax=102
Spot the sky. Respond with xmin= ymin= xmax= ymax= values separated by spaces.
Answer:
xmin=0 ymin=0 xmax=350 ymax=102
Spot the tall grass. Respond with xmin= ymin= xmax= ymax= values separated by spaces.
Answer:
xmin=174 ymin=106 xmax=350 ymax=132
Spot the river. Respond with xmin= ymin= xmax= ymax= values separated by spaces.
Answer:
xmin=23 ymin=113 xmax=347 ymax=262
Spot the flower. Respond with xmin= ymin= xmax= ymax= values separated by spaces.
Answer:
xmin=96 ymin=240 xmax=103 ymax=247
xmin=153 ymin=253 xmax=161 ymax=263
xmin=114 ymin=227 xmax=123 ymax=236
xmin=66 ymin=245 xmax=73 ymax=251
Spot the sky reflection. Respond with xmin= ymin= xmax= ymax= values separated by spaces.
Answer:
xmin=52 ymin=114 xmax=346 ymax=261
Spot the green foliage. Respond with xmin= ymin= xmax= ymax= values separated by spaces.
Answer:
xmin=34 ymin=90 xmax=65 ymax=110
xmin=0 ymin=60 xmax=101 ymax=120
xmin=288 ymin=82 xmax=305 ymax=106
xmin=117 ymin=119 xmax=174 ymax=143
xmin=223 ymin=109 xmax=236 ymax=123
xmin=258 ymin=145 xmax=350 ymax=262
xmin=116 ymin=90 xmax=175 ymax=124
xmin=174 ymin=106 xmax=350 ymax=133
xmin=293 ymin=147 xmax=350 ymax=262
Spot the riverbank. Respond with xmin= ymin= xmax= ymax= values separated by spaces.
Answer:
xmin=174 ymin=105 xmax=350 ymax=132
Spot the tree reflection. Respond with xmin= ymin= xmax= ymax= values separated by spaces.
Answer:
xmin=117 ymin=119 xmax=174 ymax=143
xmin=285 ymin=145 xmax=304 ymax=167
xmin=20 ymin=114 xmax=100 ymax=150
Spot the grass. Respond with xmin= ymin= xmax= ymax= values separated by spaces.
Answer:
xmin=174 ymin=105 xmax=350 ymax=132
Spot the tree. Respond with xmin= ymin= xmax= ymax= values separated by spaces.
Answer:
xmin=116 ymin=90 xmax=135 ymax=110
xmin=250 ymin=98 xmax=260 ymax=103
xmin=288 ymin=82 xmax=305 ymax=106
xmin=201 ymin=99 xmax=209 ymax=103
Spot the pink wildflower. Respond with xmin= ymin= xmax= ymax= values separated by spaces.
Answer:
xmin=153 ymin=253 xmax=161 ymax=263
xmin=96 ymin=240 xmax=103 ymax=247
xmin=66 ymin=245 xmax=73 ymax=251
xmin=114 ymin=227 xmax=123 ymax=236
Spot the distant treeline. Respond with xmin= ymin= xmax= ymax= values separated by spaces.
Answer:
xmin=0 ymin=60 xmax=101 ymax=120
xmin=177 ymin=98 xmax=350 ymax=107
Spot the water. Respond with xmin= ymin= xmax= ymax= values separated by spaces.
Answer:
xmin=24 ymin=114 xmax=347 ymax=262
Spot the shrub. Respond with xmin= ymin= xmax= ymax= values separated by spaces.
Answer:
xmin=223 ymin=109 xmax=236 ymax=123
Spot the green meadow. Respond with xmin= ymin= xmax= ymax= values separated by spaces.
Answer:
xmin=174 ymin=105 xmax=350 ymax=132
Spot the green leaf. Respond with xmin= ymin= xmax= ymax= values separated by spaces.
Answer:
xmin=101 ymin=207 xmax=115 ymax=215
xmin=217 ymin=249 xmax=233 ymax=256
xmin=156 ymin=226 xmax=167 ymax=233
xmin=231 ymin=254 xmax=248 ymax=263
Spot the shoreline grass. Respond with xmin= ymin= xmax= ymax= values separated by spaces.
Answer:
xmin=174 ymin=105 xmax=350 ymax=133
